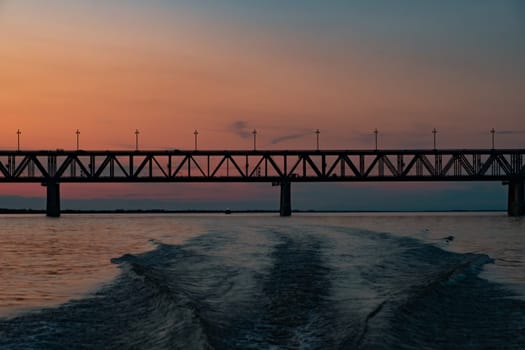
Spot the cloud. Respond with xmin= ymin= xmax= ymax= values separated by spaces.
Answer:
xmin=495 ymin=130 xmax=525 ymax=135
xmin=269 ymin=132 xmax=311 ymax=145
xmin=228 ymin=120 xmax=253 ymax=139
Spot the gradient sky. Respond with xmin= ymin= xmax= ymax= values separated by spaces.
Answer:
xmin=1 ymin=0 xmax=524 ymax=210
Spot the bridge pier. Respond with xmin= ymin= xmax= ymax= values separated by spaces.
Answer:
xmin=44 ymin=182 xmax=61 ymax=217
xmin=280 ymin=181 xmax=291 ymax=217
xmin=507 ymin=180 xmax=524 ymax=217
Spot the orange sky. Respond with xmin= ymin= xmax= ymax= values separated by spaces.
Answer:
xmin=0 ymin=1 xmax=523 ymax=207
xmin=2 ymin=1 xmax=524 ymax=151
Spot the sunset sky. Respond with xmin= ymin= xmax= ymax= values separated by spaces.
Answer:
xmin=1 ymin=1 xmax=524 ymax=210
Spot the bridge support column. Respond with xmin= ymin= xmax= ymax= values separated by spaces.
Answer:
xmin=508 ymin=180 xmax=524 ymax=217
xmin=44 ymin=182 xmax=61 ymax=217
xmin=280 ymin=181 xmax=292 ymax=217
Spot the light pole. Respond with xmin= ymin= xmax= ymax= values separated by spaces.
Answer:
xmin=491 ymin=128 xmax=495 ymax=149
xmin=374 ymin=128 xmax=378 ymax=151
xmin=76 ymin=129 xmax=80 ymax=150
xmin=135 ymin=129 xmax=140 ymax=151
xmin=252 ymin=129 xmax=257 ymax=151
xmin=16 ymin=129 xmax=21 ymax=151
xmin=315 ymin=129 xmax=320 ymax=150
xmin=432 ymin=128 xmax=437 ymax=150
xmin=194 ymin=130 xmax=199 ymax=151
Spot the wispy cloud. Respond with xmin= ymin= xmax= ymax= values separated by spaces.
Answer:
xmin=228 ymin=120 xmax=253 ymax=139
xmin=495 ymin=130 xmax=525 ymax=135
xmin=269 ymin=132 xmax=311 ymax=145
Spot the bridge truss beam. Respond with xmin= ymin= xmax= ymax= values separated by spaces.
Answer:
xmin=0 ymin=149 xmax=523 ymax=217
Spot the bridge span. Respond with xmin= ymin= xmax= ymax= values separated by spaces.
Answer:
xmin=0 ymin=149 xmax=523 ymax=217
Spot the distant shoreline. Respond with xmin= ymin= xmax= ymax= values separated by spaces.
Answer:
xmin=0 ymin=208 xmax=506 ymax=215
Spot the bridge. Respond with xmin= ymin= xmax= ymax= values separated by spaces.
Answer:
xmin=0 ymin=149 xmax=524 ymax=217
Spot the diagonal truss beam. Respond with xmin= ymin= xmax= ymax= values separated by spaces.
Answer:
xmin=0 ymin=149 xmax=522 ymax=182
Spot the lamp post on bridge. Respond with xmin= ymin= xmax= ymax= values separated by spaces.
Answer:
xmin=374 ymin=128 xmax=378 ymax=151
xmin=252 ymin=129 xmax=257 ymax=151
xmin=16 ymin=129 xmax=21 ymax=151
xmin=315 ymin=129 xmax=320 ymax=151
xmin=135 ymin=129 xmax=140 ymax=151
xmin=76 ymin=129 xmax=80 ymax=150
xmin=194 ymin=129 xmax=199 ymax=151
xmin=491 ymin=128 xmax=495 ymax=149
xmin=432 ymin=128 xmax=437 ymax=150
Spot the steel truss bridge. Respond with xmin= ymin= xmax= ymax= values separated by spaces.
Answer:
xmin=0 ymin=149 xmax=523 ymax=217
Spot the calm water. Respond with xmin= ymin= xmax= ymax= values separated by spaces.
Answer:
xmin=0 ymin=213 xmax=524 ymax=349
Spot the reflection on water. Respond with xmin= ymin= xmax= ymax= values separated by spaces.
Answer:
xmin=0 ymin=214 xmax=204 ymax=316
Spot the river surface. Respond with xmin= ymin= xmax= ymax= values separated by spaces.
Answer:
xmin=0 ymin=213 xmax=524 ymax=349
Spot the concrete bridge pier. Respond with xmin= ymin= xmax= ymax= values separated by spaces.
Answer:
xmin=280 ymin=181 xmax=292 ymax=217
xmin=43 ymin=182 xmax=61 ymax=217
xmin=507 ymin=180 xmax=524 ymax=217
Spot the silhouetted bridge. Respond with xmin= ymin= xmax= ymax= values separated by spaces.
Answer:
xmin=0 ymin=149 xmax=524 ymax=217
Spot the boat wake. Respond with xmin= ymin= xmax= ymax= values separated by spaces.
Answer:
xmin=1 ymin=226 xmax=524 ymax=349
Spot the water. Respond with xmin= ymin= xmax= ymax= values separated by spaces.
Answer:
xmin=0 ymin=213 xmax=524 ymax=349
